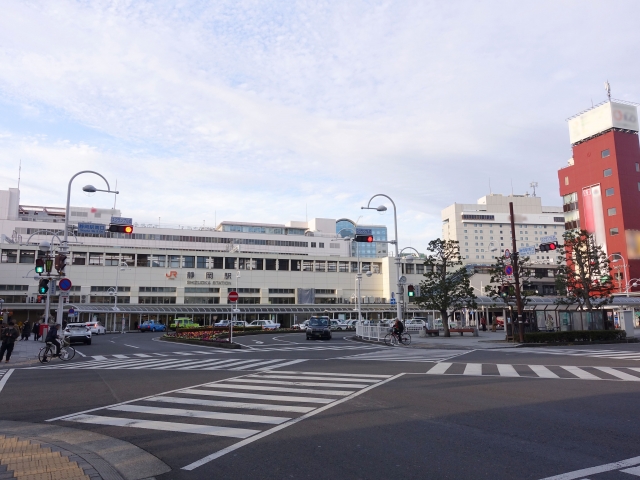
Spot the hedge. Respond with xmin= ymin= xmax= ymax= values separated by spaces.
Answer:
xmin=176 ymin=326 xmax=262 ymax=334
xmin=523 ymin=330 xmax=627 ymax=344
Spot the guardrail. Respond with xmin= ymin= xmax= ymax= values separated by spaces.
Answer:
xmin=355 ymin=323 xmax=426 ymax=341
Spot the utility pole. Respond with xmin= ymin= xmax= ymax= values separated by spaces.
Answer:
xmin=509 ymin=202 xmax=525 ymax=343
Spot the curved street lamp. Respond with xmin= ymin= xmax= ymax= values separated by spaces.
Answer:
xmin=362 ymin=194 xmax=401 ymax=321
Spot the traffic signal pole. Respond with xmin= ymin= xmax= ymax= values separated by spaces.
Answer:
xmin=509 ymin=202 xmax=525 ymax=343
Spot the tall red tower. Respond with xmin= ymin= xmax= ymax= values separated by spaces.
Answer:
xmin=558 ymin=100 xmax=640 ymax=292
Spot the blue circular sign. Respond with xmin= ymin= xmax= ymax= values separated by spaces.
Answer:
xmin=58 ymin=278 xmax=73 ymax=291
xmin=504 ymin=265 xmax=513 ymax=276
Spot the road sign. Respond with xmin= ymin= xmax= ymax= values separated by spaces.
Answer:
xmin=519 ymin=246 xmax=536 ymax=256
xmin=505 ymin=265 xmax=514 ymax=276
xmin=504 ymin=249 xmax=511 ymax=259
xmin=228 ymin=291 xmax=239 ymax=302
xmin=110 ymin=216 xmax=133 ymax=225
xmin=58 ymin=278 xmax=72 ymax=291
xmin=356 ymin=228 xmax=372 ymax=236
xmin=540 ymin=235 xmax=557 ymax=243
xmin=390 ymin=298 xmax=397 ymax=305
xmin=77 ymin=223 xmax=105 ymax=235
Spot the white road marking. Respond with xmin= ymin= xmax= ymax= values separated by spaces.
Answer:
xmin=133 ymin=354 xmax=152 ymax=358
xmin=560 ymin=366 xmax=601 ymax=380
xmin=68 ymin=414 xmax=260 ymax=438
xmin=593 ymin=366 xmax=640 ymax=381
xmin=229 ymin=359 xmax=285 ymax=370
xmin=0 ymin=369 xmax=14 ymax=394
xmin=91 ymin=355 xmax=107 ymax=361
xmin=621 ymin=465 xmax=640 ymax=475
xmin=528 ymin=365 xmax=559 ymax=379
xmin=463 ymin=363 xmax=482 ymax=376
xmin=74 ymin=349 xmax=86 ymax=357
xmin=112 ymin=354 xmax=129 ymax=359
xmin=200 ymin=383 xmax=355 ymax=396
xmin=497 ymin=364 xmax=520 ymax=377
xmin=109 ymin=404 xmax=290 ymax=424
xmin=274 ymin=371 xmax=388 ymax=378
xmin=123 ymin=344 xmax=139 ymax=349
xmin=226 ymin=378 xmax=371 ymax=389
xmin=147 ymin=396 xmax=315 ymax=413
xmin=256 ymin=359 xmax=307 ymax=370
xmin=253 ymin=374 xmax=379 ymax=383
xmin=426 ymin=363 xmax=452 ymax=374
xmin=538 ymin=455 xmax=640 ymax=479
xmin=180 ymin=388 xmax=335 ymax=404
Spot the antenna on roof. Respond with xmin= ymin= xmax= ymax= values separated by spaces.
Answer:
xmin=605 ymin=80 xmax=611 ymax=101
xmin=489 ymin=178 xmax=492 ymax=194
xmin=17 ymin=159 xmax=21 ymax=190
xmin=510 ymin=179 xmax=514 ymax=196
xmin=530 ymin=181 xmax=538 ymax=197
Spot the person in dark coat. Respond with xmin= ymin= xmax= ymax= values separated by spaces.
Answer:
xmin=0 ymin=320 xmax=19 ymax=362
xmin=32 ymin=321 xmax=41 ymax=341
xmin=21 ymin=322 xmax=30 ymax=340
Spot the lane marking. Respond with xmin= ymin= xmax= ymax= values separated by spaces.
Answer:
xmin=123 ymin=344 xmax=140 ymax=349
xmin=109 ymin=404 xmax=290 ymax=424
xmin=92 ymin=355 xmax=107 ymax=361
xmin=560 ymin=366 xmax=600 ymax=380
xmin=181 ymin=373 xmax=403 ymax=470
xmin=252 ymin=374 xmax=379 ymax=383
xmin=256 ymin=359 xmax=307 ymax=370
xmin=528 ymin=365 xmax=559 ymax=379
xmin=274 ymin=371 xmax=388 ymax=378
xmin=593 ymin=366 xmax=640 ymax=381
xmin=68 ymin=414 xmax=260 ymax=438
xmin=226 ymin=378 xmax=371 ymax=389
xmin=0 ymin=369 xmax=14 ymax=394
xmin=199 ymin=383 xmax=355 ymax=396
xmin=179 ymin=389 xmax=335 ymax=404
xmin=74 ymin=349 xmax=86 ymax=358
xmin=497 ymin=364 xmax=520 ymax=377
xmin=426 ymin=363 xmax=452 ymax=374
xmin=463 ymin=363 xmax=482 ymax=376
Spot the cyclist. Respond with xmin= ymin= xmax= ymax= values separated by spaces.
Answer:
xmin=392 ymin=318 xmax=405 ymax=344
xmin=43 ymin=322 xmax=61 ymax=362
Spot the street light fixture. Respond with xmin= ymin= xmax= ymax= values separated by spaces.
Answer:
xmin=362 ymin=194 xmax=402 ymax=322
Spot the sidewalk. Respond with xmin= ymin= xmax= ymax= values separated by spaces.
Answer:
xmin=3 ymin=338 xmax=46 ymax=367
xmin=356 ymin=329 xmax=517 ymax=350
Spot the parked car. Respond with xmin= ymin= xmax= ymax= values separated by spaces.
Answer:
xmin=85 ymin=321 xmax=106 ymax=335
xmin=170 ymin=318 xmax=199 ymax=330
xmin=64 ymin=323 xmax=92 ymax=345
xmin=248 ymin=320 xmax=280 ymax=330
xmin=306 ymin=317 xmax=332 ymax=340
xmin=214 ymin=320 xmax=230 ymax=327
xmin=405 ymin=318 xmax=426 ymax=327
xmin=344 ymin=320 xmax=358 ymax=329
xmin=330 ymin=319 xmax=348 ymax=331
xmin=138 ymin=320 xmax=166 ymax=332
xmin=232 ymin=320 xmax=248 ymax=327
xmin=292 ymin=321 xmax=308 ymax=330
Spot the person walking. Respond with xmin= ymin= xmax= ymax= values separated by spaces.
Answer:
xmin=0 ymin=320 xmax=19 ymax=362
xmin=21 ymin=321 xmax=30 ymax=340
xmin=480 ymin=316 xmax=487 ymax=332
xmin=32 ymin=321 xmax=41 ymax=341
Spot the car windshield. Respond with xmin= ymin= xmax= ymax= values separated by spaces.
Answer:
xmin=309 ymin=318 xmax=328 ymax=326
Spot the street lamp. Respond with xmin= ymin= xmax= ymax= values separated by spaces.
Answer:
xmin=362 ymin=194 xmax=402 ymax=322
xmin=55 ymin=171 xmax=118 ymax=327
xmin=607 ymin=253 xmax=629 ymax=294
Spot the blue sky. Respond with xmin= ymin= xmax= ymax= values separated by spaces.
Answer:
xmin=1 ymin=1 xmax=639 ymax=248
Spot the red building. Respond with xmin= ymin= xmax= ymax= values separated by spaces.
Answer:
xmin=558 ymin=100 xmax=640 ymax=292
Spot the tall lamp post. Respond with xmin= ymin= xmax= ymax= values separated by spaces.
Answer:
xmin=362 ymin=194 xmax=402 ymax=322
xmin=56 ymin=171 xmax=118 ymax=327
xmin=109 ymin=258 xmax=130 ymax=333
xmin=338 ymin=221 xmax=364 ymax=322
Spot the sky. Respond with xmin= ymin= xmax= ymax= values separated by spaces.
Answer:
xmin=0 ymin=1 xmax=639 ymax=249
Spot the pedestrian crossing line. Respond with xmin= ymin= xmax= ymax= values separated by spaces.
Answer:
xmin=513 ymin=347 xmax=640 ymax=361
xmin=250 ymin=374 xmax=380 ymax=383
xmin=147 ymin=396 xmax=315 ymax=413
xmin=69 ymin=414 xmax=260 ymax=438
xmin=0 ymin=369 xmax=13 ymax=394
xmin=337 ymin=348 xmax=470 ymax=363
xmin=28 ymin=357 xmax=307 ymax=372
xmin=273 ymin=371 xmax=389 ymax=378
xmin=422 ymin=362 xmax=640 ymax=382
xmin=109 ymin=405 xmax=290 ymax=425
xmin=50 ymin=370 xmax=396 ymax=470
xmin=133 ymin=353 xmax=152 ymax=358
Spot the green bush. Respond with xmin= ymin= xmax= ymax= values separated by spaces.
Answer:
xmin=524 ymin=330 xmax=627 ymax=343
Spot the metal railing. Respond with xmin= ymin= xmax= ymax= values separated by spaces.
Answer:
xmin=355 ymin=323 xmax=425 ymax=341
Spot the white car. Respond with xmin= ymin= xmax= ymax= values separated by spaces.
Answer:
xmin=214 ymin=320 xmax=230 ymax=327
xmin=85 ymin=321 xmax=106 ymax=335
xmin=65 ymin=323 xmax=92 ymax=345
xmin=330 ymin=320 xmax=348 ymax=331
xmin=249 ymin=320 xmax=281 ymax=330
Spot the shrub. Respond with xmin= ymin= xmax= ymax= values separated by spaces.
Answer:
xmin=524 ymin=330 xmax=627 ymax=343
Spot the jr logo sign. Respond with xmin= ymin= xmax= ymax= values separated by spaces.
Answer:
xmin=166 ymin=271 xmax=178 ymax=279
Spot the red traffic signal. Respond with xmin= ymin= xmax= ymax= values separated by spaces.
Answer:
xmin=539 ymin=241 xmax=558 ymax=252
xmin=109 ymin=224 xmax=134 ymax=234
xmin=354 ymin=235 xmax=374 ymax=243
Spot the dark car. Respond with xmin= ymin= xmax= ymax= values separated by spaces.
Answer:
xmin=306 ymin=316 xmax=332 ymax=340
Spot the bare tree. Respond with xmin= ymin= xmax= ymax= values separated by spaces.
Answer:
xmin=416 ymin=239 xmax=477 ymax=337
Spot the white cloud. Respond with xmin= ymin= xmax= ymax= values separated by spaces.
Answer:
xmin=0 ymin=0 xmax=639 ymax=248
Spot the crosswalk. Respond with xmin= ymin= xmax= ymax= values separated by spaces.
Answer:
xmin=28 ymin=356 xmax=308 ymax=371
xmin=338 ymin=348 xmax=470 ymax=363
xmin=50 ymin=370 xmax=394 ymax=469
xmin=424 ymin=362 xmax=640 ymax=382
xmin=513 ymin=347 xmax=640 ymax=361
xmin=0 ymin=369 xmax=13 ymax=394
xmin=243 ymin=344 xmax=381 ymax=353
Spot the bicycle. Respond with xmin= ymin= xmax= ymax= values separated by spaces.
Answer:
xmin=384 ymin=330 xmax=411 ymax=346
xmin=38 ymin=337 xmax=75 ymax=364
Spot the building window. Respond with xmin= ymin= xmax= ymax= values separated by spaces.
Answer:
xmin=72 ymin=252 xmax=87 ymax=265
xmin=266 ymin=259 xmax=277 ymax=270
xmin=88 ymin=252 xmax=103 ymax=266
xmin=564 ymin=176 xmax=569 ymax=186
xmin=605 ymin=188 xmax=614 ymax=197
xmin=152 ymin=255 xmax=166 ymax=268
xmin=601 ymin=149 xmax=610 ymax=158
xmin=140 ymin=287 xmax=177 ymax=292
xmin=319 ymin=243 xmax=324 ymax=248
xmin=610 ymin=227 xmax=619 ymax=236
xmin=182 ymin=256 xmax=195 ymax=268
xmin=169 ymin=255 xmax=180 ymax=268
xmin=196 ymin=256 xmax=208 ymax=268
xmin=311 ymin=242 xmax=316 ymax=248
xmin=604 ymin=168 xmax=613 ymax=177
xmin=19 ymin=250 xmax=35 ymax=264
xmin=636 ymin=163 xmax=640 ymax=172
xmin=608 ymin=207 xmax=617 ymax=216
xmin=225 ymin=257 xmax=235 ymax=269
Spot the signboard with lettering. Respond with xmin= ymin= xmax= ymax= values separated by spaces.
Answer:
xmin=356 ymin=228 xmax=373 ymax=235
xmin=78 ymin=223 xmax=106 ymax=235
xmin=110 ymin=216 xmax=133 ymax=225
xmin=540 ymin=235 xmax=557 ymax=243
xmin=519 ymin=246 xmax=536 ymax=256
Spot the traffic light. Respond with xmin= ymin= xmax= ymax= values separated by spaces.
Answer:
xmin=354 ymin=235 xmax=373 ymax=242
xmin=44 ymin=257 xmax=54 ymax=274
xmin=109 ymin=224 xmax=133 ymax=234
xmin=500 ymin=285 xmax=509 ymax=298
xmin=407 ymin=285 xmax=415 ymax=297
xmin=539 ymin=241 xmax=559 ymax=252
xmin=38 ymin=279 xmax=49 ymax=295
xmin=55 ymin=254 xmax=67 ymax=274
xmin=35 ymin=258 xmax=44 ymax=275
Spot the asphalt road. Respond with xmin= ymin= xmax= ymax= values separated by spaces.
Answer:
xmin=3 ymin=332 xmax=640 ymax=479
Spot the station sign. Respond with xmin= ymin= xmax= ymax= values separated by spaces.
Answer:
xmin=77 ymin=223 xmax=106 ymax=235
xmin=356 ymin=228 xmax=372 ymax=235
xmin=110 ymin=216 xmax=133 ymax=225
xmin=519 ymin=246 xmax=536 ymax=256
xmin=540 ymin=235 xmax=557 ymax=243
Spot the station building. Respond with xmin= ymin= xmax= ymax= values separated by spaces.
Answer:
xmin=0 ymin=187 xmax=426 ymax=329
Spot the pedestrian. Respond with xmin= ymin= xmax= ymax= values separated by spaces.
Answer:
xmin=21 ymin=322 xmax=30 ymax=341
xmin=32 ymin=321 xmax=40 ymax=341
xmin=0 ymin=320 xmax=19 ymax=362
xmin=480 ymin=316 xmax=487 ymax=332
